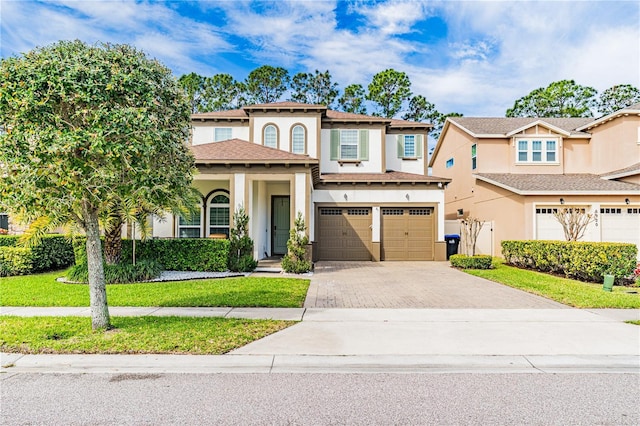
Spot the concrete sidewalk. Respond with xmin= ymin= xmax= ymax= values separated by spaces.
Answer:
xmin=2 ymin=307 xmax=639 ymax=374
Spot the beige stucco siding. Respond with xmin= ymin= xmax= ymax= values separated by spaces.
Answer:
xmin=562 ymin=138 xmax=592 ymax=173
xmin=588 ymin=116 xmax=640 ymax=174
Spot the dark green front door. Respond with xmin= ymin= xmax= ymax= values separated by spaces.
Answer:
xmin=272 ymin=196 xmax=290 ymax=255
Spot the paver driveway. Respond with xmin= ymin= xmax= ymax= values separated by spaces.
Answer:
xmin=304 ymin=261 xmax=567 ymax=309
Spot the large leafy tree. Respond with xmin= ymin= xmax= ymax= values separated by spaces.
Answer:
xmin=290 ymin=70 xmax=339 ymax=106
xmin=178 ymin=72 xmax=206 ymax=113
xmin=366 ymin=69 xmax=412 ymax=118
xmin=0 ymin=40 xmax=196 ymax=330
xmin=202 ymin=73 xmax=246 ymax=111
xmin=244 ymin=65 xmax=290 ymax=104
xmin=506 ymin=79 xmax=597 ymax=118
xmin=595 ymin=84 xmax=640 ymax=115
xmin=337 ymin=84 xmax=367 ymax=114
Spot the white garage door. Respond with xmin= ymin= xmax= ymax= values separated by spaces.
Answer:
xmin=535 ymin=207 xmax=564 ymax=240
xmin=600 ymin=207 xmax=640 ymax=252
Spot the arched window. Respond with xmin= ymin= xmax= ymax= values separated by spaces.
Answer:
xmin=291 ymin=125 xmax=305 ymax=154
xmin=208 ymin=192 xmax=230 ymax=237
xmin=263 ymin=124 xmax=278 ymax=149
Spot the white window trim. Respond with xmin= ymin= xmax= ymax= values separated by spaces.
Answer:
xmin=471 ymin=143 xmax=477 ymax=170
xmin=263 ymin=124 xmax=278 ymax=149
xmin=340 ymin=129 xmax=359 ymax=160
xmin=214 ymin=127 xmax=233 ymax=142
xmin=177 ymin=208 xmax=204 ymax=238
xmin=291 ymin=124 xmax=306 ymax=154
xmin=208 ymin=191 xmax=230 ymax=237
xmin=515 ymin=137 xmax=559 ymax=164
xmin=446 ymin=157 xmax=454 ymax=168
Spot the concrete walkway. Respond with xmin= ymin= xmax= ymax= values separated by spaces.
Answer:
xmin=2 ymin=262 xmax=639 ymax=373
xmin=2 ymin=307 xmax=639 ymax=373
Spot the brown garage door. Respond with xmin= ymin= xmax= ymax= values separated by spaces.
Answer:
xmin=382 ymin=207 xmax=434 ymax=260
xmin=318 ymin=207 xmax=371 ymax=260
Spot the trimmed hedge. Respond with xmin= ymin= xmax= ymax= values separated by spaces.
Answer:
xmin=501 ymin=240 xmax=637 ymax=284
xmin=74 ymin=237 xmax=230 ymax=272
xmin=450 ymin=254 xmax=493 ymax=270
xmin=0 ymin=235 xmax=75 ymax=276
xmin=67 ymin=259 xmax=163 ymax=284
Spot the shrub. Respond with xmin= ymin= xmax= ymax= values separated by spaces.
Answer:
xmin=0 ymin=246 xmax=34 ymax=276
xmin=124 ymin=239 xmax=229 ymax=272
xmin=74 ymin=237 xmax=230 ymax=272
xmin=67 ymin=259 xmax=163 ymax=284
xmin=281 ymin=212 xmax=312 ymax=274
xmin=228 ymin=207 xmax=257 ymax=272
xmin=0 ymin=235 xmax=75 ymax=276
xmin=450 ymin=254 xmax=493 ymax=269
xmin=502 ymin=240 xmax=637 ymax=284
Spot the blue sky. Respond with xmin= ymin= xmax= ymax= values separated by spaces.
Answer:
xmin=1 ymin=0 xmax=639 ymax=116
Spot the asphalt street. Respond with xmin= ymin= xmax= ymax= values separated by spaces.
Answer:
xmin=1 ymin=372 xmax=639 ymax=425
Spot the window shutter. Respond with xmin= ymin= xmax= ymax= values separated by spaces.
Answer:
xmin=416 ymin=134 xmax=423 ymax=158
xmin=358 ymin=130 xmax=369 ymax=161
xmin=330 ymin=129 xmax=339 ymax=160
xmin=397 ymin=135 xmax=404 ymax=158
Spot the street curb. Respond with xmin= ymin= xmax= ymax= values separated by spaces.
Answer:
xmin=2 ymin=353 xmax=639 ymax=374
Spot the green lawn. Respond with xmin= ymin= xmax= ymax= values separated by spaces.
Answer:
xmin=0 ymin=316 xmax=293 ymax=355
xmin=0 ymin=270 xmax=310 ymax=308
xmin=465 ymin=263 xmax=640 ymax=308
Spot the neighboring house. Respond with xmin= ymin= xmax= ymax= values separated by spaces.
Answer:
xmin=152 ymin=102 xmax=451 ymax=261
xmin=429 ymin=103 xmax=640 ymax=258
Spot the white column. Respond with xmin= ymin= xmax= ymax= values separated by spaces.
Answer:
xmin=372 ymin=206 xmax=380 ymax=243
xmin=234 ymin=173 xmax=246 ymax=211
xmin=295 ymin=173 xmax=307 ymax=221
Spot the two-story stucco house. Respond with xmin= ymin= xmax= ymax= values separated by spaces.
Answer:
xmin=151 ymin=102 xmax=451 ymax=262
xmin=429 ymin=103 xmax=640 ymax=258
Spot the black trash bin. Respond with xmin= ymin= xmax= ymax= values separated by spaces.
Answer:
xmin=444 ymin=234 xmax=460 ymax=260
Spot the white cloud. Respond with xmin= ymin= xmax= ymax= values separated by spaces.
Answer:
xmin=1 ymin=0 xmax=231 ymax=74
xmin=357 ymin=0 xmax=429 ymax=35
xmin=2 ymin=0 xmax=637 ymax=117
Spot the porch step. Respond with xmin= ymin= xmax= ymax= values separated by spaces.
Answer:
xmin=254 ymin=257 xmax=283 ymax=273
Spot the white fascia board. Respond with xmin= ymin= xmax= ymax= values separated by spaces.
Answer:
xmin=505 ymin=120 xmax=571 ymax=137
xmin=601 ymin=170 xmax=640 ymax=180
xmin=577 ymin=110 xmax=640 ymax=131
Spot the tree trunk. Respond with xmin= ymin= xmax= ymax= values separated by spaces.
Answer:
xmin=104 ymin=215 xmax=123 ymax=265
xmin=83 ymin=202 xmax=111 ymax=330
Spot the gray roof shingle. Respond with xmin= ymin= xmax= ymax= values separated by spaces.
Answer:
xmin=475 ymin=173 xmax=640 ymax=193
xmin=449 ymin=117 xmax=592 ymax=136
xmin=191 ymin=139 xmax=317 ymax=163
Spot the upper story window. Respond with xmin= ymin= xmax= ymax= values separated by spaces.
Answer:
xmin=471 ymin=144 xmax=477 ymax=170
xmin=291 ymin=125 xmax=305 ymax=154
xmin=446 ymin=158 xmax=454 ymax=168
xmin=330 ymin=129 xmax=369 ymax=162
xmin=214 ymin=127 xmax=232 ymax=142
xmin=263 ymin=124 xmax=278 ymax=149
xmin=516 ymin=138 xmax=558 ymax=164
xmin=397 ymin=134 xmax=423 ymax=159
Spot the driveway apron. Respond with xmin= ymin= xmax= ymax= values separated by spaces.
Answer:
xmin=304 ymin=261 xmax=566 ymax=309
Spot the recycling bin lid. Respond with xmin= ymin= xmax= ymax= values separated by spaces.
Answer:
xmin=444 ymin=234 xmax=460 ymax=240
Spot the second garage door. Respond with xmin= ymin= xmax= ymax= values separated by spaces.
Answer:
xmin=318 ymin=207 xmax=372 ymax=260
xmin=382 ymin=207 xmax=434 ymax=260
